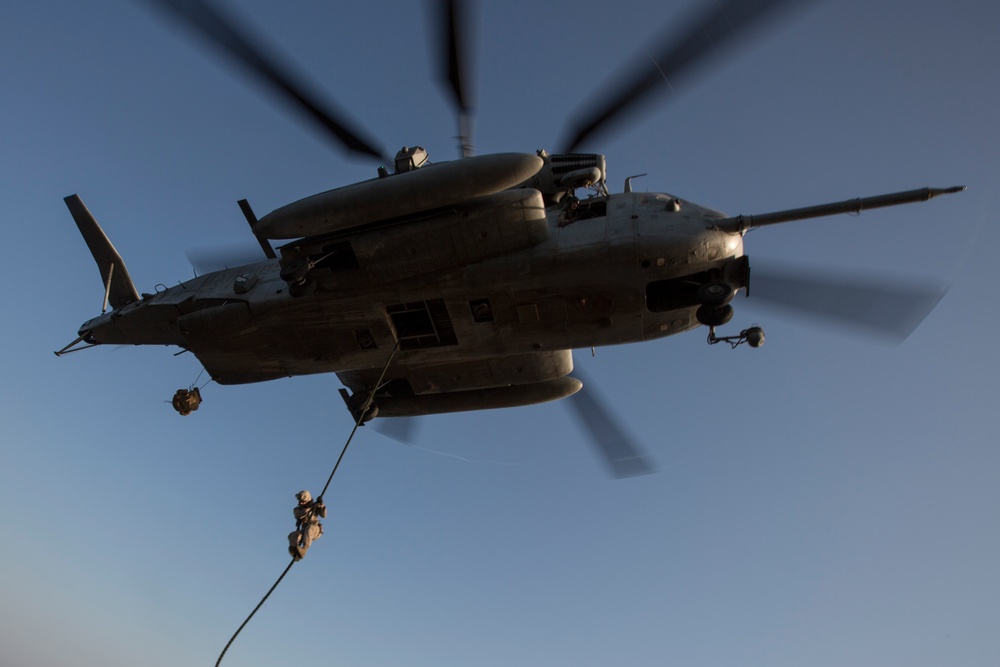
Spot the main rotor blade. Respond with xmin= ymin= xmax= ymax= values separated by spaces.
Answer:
xmin=566 ymin=369 xmax=656 ymax=478
xmin=146 ymin=0 xmax=386 ymax=161
xmin=559 ymin=0 xmax=811 ymax=153
xmin=749 ymin=264 xmax=948 ymax=341
xmin=434 ymin=0 xmax=476 ymax=157
xmin=372 ymin=417 xmax=420 ymax=445
xmin=185 ymin=244 xmax=268 ymax=274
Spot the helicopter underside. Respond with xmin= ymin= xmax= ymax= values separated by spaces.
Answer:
xmin=179 ymin=255 xmax=749 ymax=405
xmin=177 ymin=280 xmax=737 ymax=417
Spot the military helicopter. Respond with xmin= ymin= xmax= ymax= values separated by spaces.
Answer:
xmin=56 ymin=0 xmax=962 ymax=477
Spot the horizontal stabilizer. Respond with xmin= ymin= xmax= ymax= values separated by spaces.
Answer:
xmin=64 ymin=195 xmax=140 ymax=310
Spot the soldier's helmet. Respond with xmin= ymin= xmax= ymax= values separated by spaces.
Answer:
xmin=296 ymin=490 xmax=312 ymax=503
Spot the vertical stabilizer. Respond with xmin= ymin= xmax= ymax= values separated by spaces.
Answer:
xmin=64 ymin=194 xmax=140 ymax=311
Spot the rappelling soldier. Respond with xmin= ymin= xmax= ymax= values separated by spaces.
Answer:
xmin=288 ymin=490 xmax=326 ymax=561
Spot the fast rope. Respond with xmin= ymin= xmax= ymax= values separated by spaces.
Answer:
xmin=319 ymin=340 xmax=400 ymax=499
xmin=214 ymin=341 xmax=400 ymax=667
xmin=214 ymin=559 xmax=294 ymax=667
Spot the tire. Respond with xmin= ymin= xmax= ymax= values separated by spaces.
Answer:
xmin=696 ymin=304 xmax=734 ymax=327
xmin=288 ymin=277 xmax=316 ymax=298
xmin=348 ymin=393 xmax=379 ymax=423
xmin=697 ymin=282 xmax=735 ymax=307
xmin=280 ymin=258 xmax=310 ymax=283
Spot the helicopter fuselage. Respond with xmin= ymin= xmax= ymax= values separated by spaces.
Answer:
xmin=77 ymin=189 xmax=747 ymax=392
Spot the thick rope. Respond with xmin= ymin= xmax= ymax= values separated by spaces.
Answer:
xmin=214 ymin=558 xmax=295 ymax=667
xmin=214 ymin=341 xmax=400 ymax=667
xmin=319 ymin=341 xmax=400 ymax=499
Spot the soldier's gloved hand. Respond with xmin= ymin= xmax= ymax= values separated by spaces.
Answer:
xmin=316 ymin=496 xmax=324 ymax=505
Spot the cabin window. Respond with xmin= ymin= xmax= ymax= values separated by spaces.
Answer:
xmin=386 ymin=299 xmax=458 ymax=350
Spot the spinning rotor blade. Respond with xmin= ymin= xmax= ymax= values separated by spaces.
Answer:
xmin=147 ymin=0 xmax=386 ymax=161
xmin=749 ymin=264 xmax=948 ymax=341
xmin=559 ymin=0 xmax=811 ymax=152
xmin=185 ymin=245 xmax=267 ymax=274
xmin=566 ymin=369 xmax=656 ymax=478
xmin=434 ymin=0 xmax=476 ymax=157
xmin=372 ymin=417 xmax=420 ymax=445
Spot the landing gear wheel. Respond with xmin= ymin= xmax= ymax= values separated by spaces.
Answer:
xmin=697 ymin=282 xmax=734 ymax=307
xmin=697 ymin=303 xmax=734 ymax=327
xmin=338 ymin=388 xmax=379 ymax=424
xmin=288 ymin=277 xmax=316 ymax=298
xmin=360 ymin=404 xmax=379 ymax=423
xmin=348 ymin=395 xmax=379 ymax=423
xmin=280 ymin=258 xmax=311 ymax=283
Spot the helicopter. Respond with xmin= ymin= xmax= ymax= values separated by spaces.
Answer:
xmin=56 ymin=0 xmax=963 ymax=478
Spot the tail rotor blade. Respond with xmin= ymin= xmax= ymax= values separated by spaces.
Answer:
xmin=146 ymin=0 xmax=386 ymax=161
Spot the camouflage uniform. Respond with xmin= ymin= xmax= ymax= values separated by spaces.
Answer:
xmin=288 ymin=490 xmax=326 ymax=560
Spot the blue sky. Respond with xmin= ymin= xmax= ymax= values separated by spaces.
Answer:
xmin=2 ymin=1 xmax=998 ymax=665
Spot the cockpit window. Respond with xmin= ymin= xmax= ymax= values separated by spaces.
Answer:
xmin=558 ymin=197 xmax=607 ymax=227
